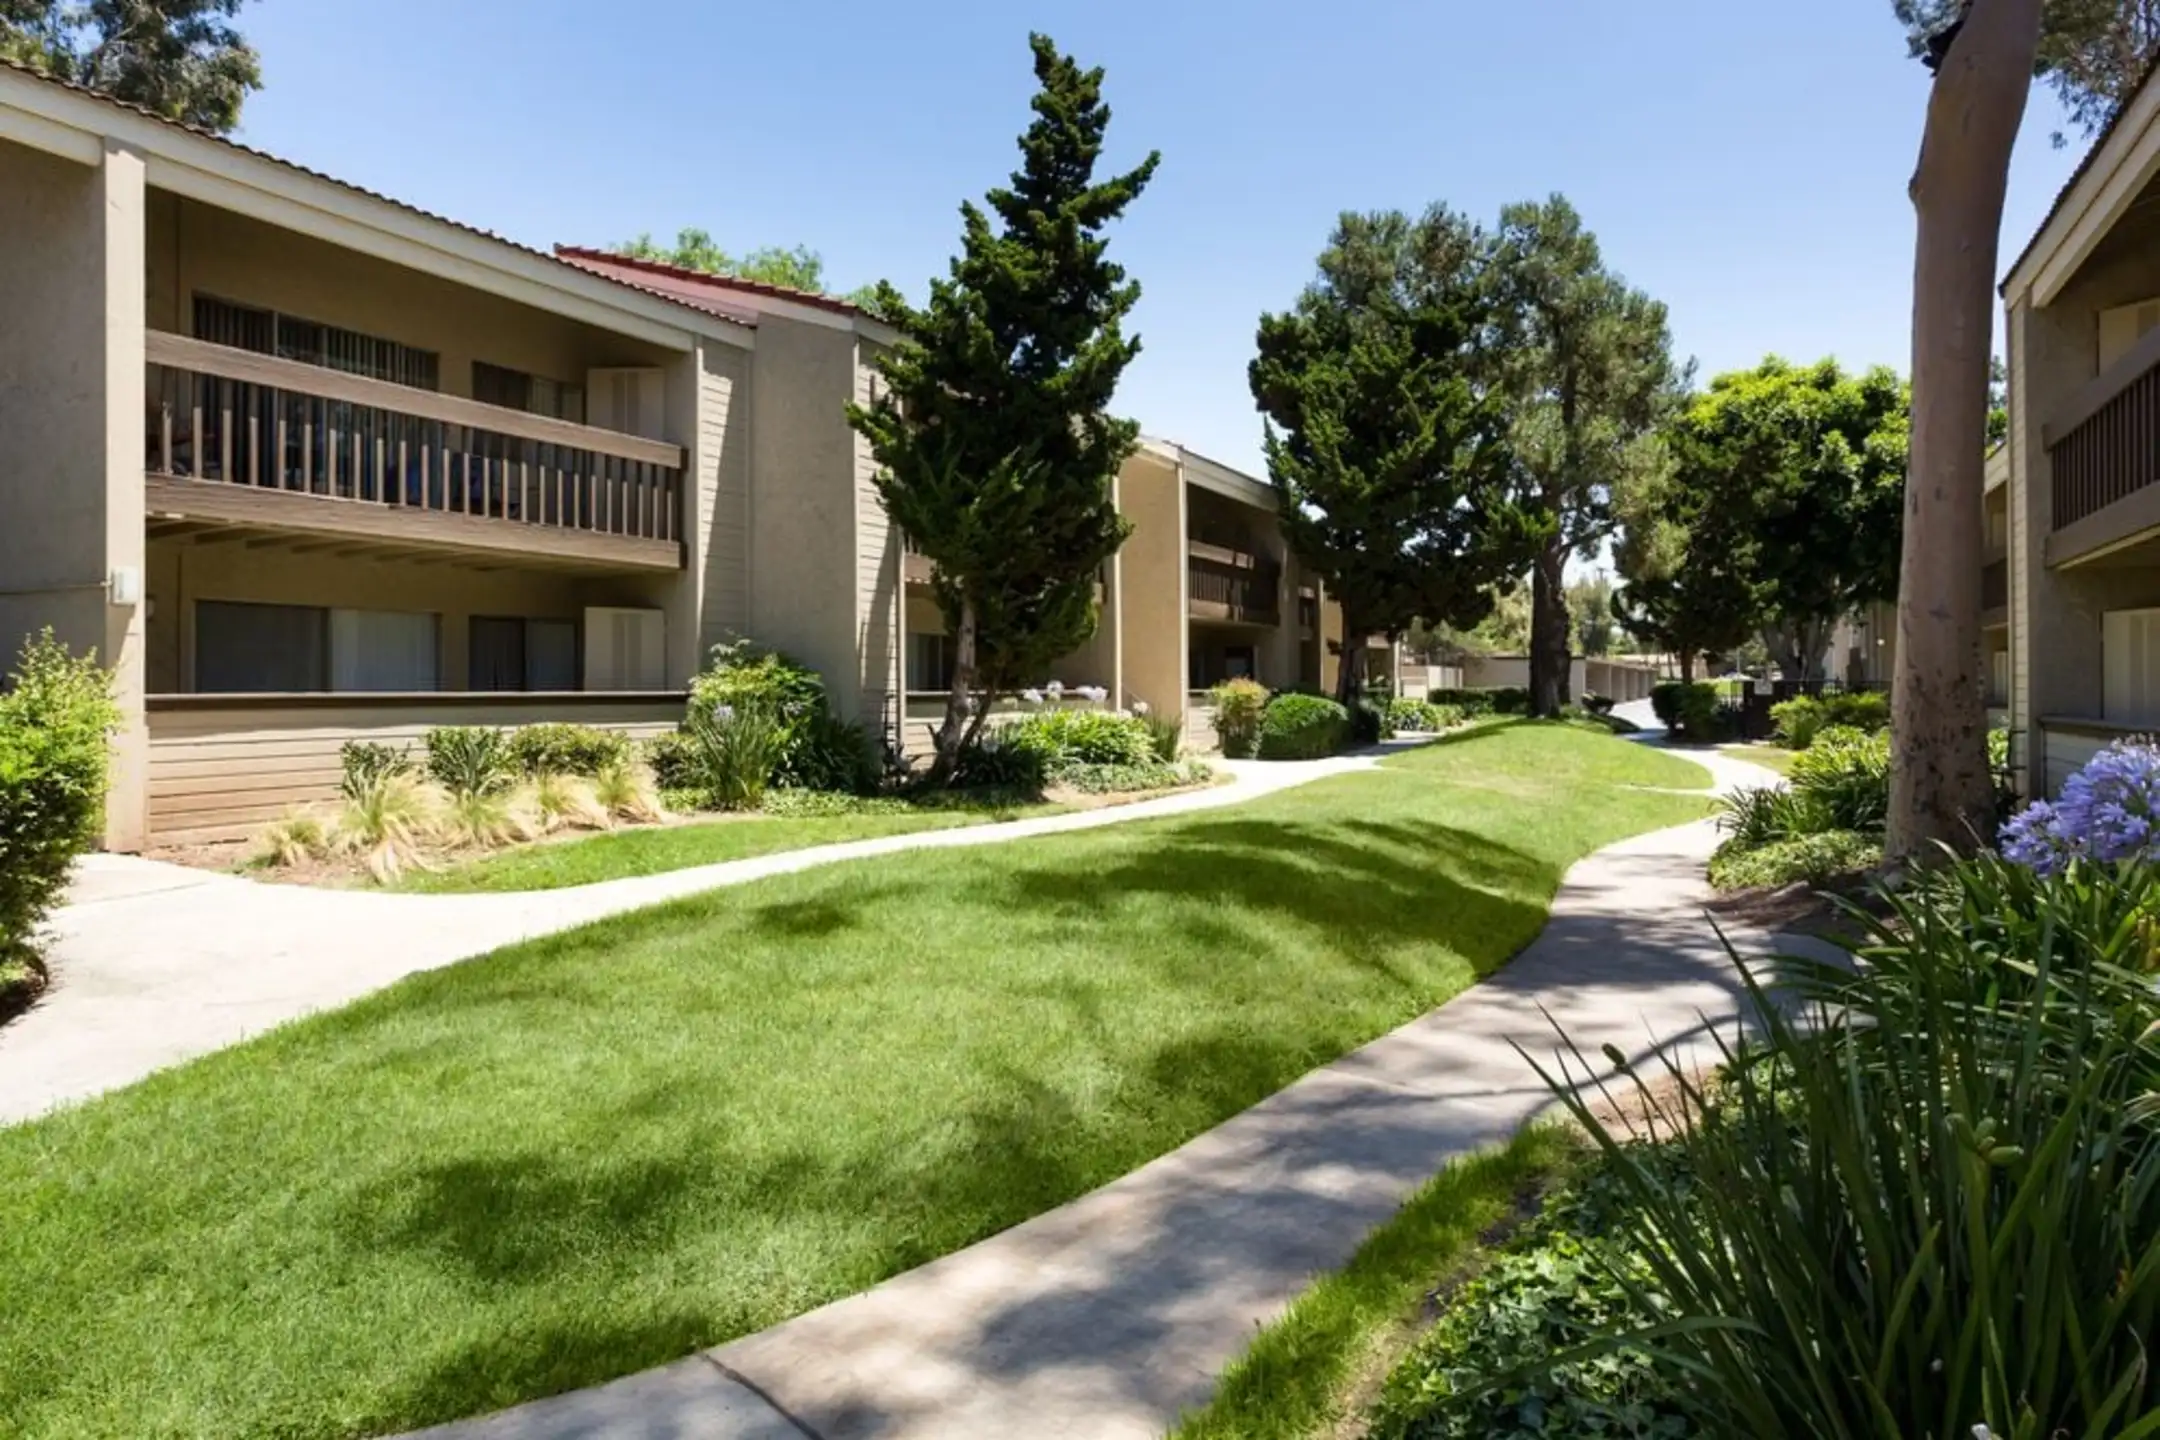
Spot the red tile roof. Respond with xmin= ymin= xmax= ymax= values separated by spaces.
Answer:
xmin=555 ymin=246 xmax=871 ymax=319
xmin=0 ymin=57 xmax=752 ymax=333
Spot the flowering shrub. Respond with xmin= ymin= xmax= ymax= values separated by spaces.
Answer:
xmin=2002 ymin=739 xmax=2160 ymax=876
xmin=1209 ymin=678 xmax=1270 ymax=758
xmin=995 ymin=709 xmax=1155 ymax=767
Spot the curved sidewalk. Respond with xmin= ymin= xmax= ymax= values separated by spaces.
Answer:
xmin=404 ymin=745 xmax=1789 ymax=1440
xmin=0 ymin=753 xmax=1382 ymax=1126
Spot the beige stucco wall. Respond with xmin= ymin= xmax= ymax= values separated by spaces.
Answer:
xmin=144 ymin=538 xmax=667 ymax=693
xmin=145 ymin=192 xmax=676 ymax=401
xmin=1118 ymin=449 xmax=1187 ymax=712
xmin=663 ymin=337 xmax=749 ymax=684
xmin=854 ymin=342 xmax=902 ymax=735
xmin=0 ymin=137 xmax=148 ymax=848
xmin=745 ymin=314 xmax=867 ymax=717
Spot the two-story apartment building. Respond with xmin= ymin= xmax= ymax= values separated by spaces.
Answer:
xmin=0 ymin=62 xmax=1372 ymax=851
xmin=2002 ymin=60 xmax=2160 ymax=793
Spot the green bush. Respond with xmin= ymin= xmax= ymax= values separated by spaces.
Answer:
xmin=1708 ymin=829 xmax=1881 ymax=891
xmin=690 ymin=639 xmax=830 ymax=783
xmin=338 ymin=740 xmax=413 ymax=803
xmin=1770 ymin=691 xmax=1889 ymax=750
xmin=1208 ymin=678 xmax=1270 ymax=758
xmin=682 ymin=698 xmax=788 ymax=811
xmin=1351 ymin=698 xmax=1387 ymax=747
xmin=948 ymin=732 xmax=1048 ymax=794
xmin=1787 ymin=725 xmax=1889 ymax=832
xmin=1650 ymin=681 xmax=1726 ymax=740
xmin=1423 ymin=687 xmax=1531 ymax=717
xmin=1371 ymin=1149 xmax=1702 ymax=1440
xmin=1046 ymin=759 xmax=1212 ymax=795
xmin=1258 ymin=693 xmax=1350 ymax=760
xmin=782 ymin=711 xmax=883 ymax=796
xmin=0 ymin=632 xmax=118 ymax=966
xmin=644 ymin=731 xmax=696 ymax=793
xmin=1550 ymin=855 xmax=2160 ymax=1437
xmin=995 ymin=708 xmax=1155 ymax=767
xmin=424 ymin=727 xmax=514 ymax=798
xmin=1136 ymin=705 xmax=1183 ymax=762
xmin=506 ymin=723 xmax=630 ymax=778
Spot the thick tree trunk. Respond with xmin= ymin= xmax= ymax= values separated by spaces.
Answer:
xmin=1334 ymin=627 xmax=1368 ymax=708
xmin=1529 ymin=533 xmax=1569 ymax=715
xmin=930 ymin=599 xmax=981 ymax=784
xmin=1679 ymin=650 xmax=1695 ymax=684
xmin=1889 ymin=0 xmax=2041 ymax=862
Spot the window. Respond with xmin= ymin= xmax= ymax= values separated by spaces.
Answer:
xmin=470 ymin=617 xmax=580 ymax=692
xmin=473 ymin=362 xmax=585 ymax=424
xmin=193 ymin=601 xmax=438 ymax=694
xmin=195 ymin=601 xmax=327 ymax=692
xmin=194 ymin=296 xmax=439 ymax=387
xmin=908 ymin=632 xmax=954 ymax=692
xmin=2104 ymin=608 xmax=2160 ymax=726
xmin=330 ymin=609 xmax=439 ymax=692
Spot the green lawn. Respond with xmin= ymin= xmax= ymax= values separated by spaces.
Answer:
xmin=1719 ymin=742 xmax=1797 ymax=777
xmin=404 ymin=800 xmax=1057 ymax=893
xmin=0 ymin=722 xmax=1713 ymax=1439
xmin=1171 ymin=1125 xmax=1584 ymax=1440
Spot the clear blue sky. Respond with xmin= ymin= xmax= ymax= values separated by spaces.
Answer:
xmin=237 ymin=0 xmax=2086 ymax=478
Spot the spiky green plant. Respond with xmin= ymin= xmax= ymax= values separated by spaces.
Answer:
xmin=526 ymin=772 xmax=609 ymax=834
xmin=1535 ymin=852 xmax=2160 ymax=1440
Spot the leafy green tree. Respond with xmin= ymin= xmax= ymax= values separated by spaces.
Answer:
xmin=1489 ymin=196 xmax=1685 ymax=717
xmin=1898 ymin=0 xmax=2159 ymax=142
xmin=1613 ymin=429 xmax=1768 ymax=682
xmin=1251 ymin=207 xmax=1545 ymax=706
xmin=1 ymin=0 xmax=259 ymax=131
xmin=1569 ymin=572 xmax=1616 ymax=657
xmin=1664 ymin=359 xmax=1910 ymax=681
xmin=848 ymin=34 xmax=1156 ymax=779
xmin=617 ymin=228 xmax=890 ymax=311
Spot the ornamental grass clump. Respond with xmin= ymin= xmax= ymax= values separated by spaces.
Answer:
xmin=2001 ymin=738 xmax=2160 ymax=876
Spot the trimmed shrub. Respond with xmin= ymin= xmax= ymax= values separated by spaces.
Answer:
xmin=1771 ymin=692 xmax=1889 ymax=750
xmin=1258 ymin=693 xmax=1349 ymax=760
xmin=1351 ymin=698 xmax=1387 ymax=747
xmin=424 ymin=727 xmax=515 ymax=798
xmin=1386 ymin=697 xmax=1463 ymax=734
xmin=1708 ymin=829 xmax=1882 ymax=891
xmin=0 ymin=632 xmax=118 ymax=965
xmin=506 ymin=723 xmax=629 ymax=778
xmin=1423 ymin=686 xmax=1532 ymax=717
xmin=644 ymin=731 xmax=697 ymax=793
xmin=1046 ymin=759 xmax=1212 ymax=795
xmin=996 ymin=708 xmax=1155 ymax=767
xmin=782 ymin=712 xmax=883 ymax=795
xmin=338 ymin=740 xmax=413 ymax=803
xmin=1209 ymin=678 xmax=1270 ymax=759
xmin=948 ymin=732 xmax=1048 ymax=793
xmin=1787 ymin=725 xmax=1890 ymax=832
xmin=1650 ymin=681 xmax=1723 ymax=740
xmin=1581 ymin=692 xmax=1616 ymax=716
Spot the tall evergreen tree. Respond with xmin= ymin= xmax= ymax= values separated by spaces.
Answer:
xmin=1489 ymin=197 xmax=1684 ymax=717
xmin=849 ymin=33 xmax=1157 ymax=779
xmin=1251 ymin=208 xmax=1544 ymax=705
xmin=2 ymin=0 xmax=260 ymax=132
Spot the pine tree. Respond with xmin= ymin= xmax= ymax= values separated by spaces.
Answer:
xmin=1251 ymin=208 xmax=1544 ymax=705
xmin=849 ymin=34 xmax=1157 ymax=780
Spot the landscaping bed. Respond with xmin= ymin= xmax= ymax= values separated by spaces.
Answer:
xmin=0 ymin=723 xmax=1711 ymax=1439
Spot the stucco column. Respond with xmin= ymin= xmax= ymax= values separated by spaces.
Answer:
xmin=0 ymin=138 xmax=147 ymax=849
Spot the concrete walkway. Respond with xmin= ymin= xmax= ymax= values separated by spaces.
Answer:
xmin=404 ymin=744 xmax=1789 ymax=1440
xmin=0 ymin=753 xmax=1387 ymax=1125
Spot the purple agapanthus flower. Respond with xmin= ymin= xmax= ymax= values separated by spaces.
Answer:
xmin=2001 ymin=740 xmax=2160 ymax=875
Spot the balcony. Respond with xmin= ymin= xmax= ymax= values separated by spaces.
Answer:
xmin=2043 ymin=332 xmax=2160 ymax=565
xmin=1983 ymin=556 xmax=2009 ymax=617
xmin=143 ymin=332 xmax=684 ymax=572
xmin=1188 ymin=540 xmax=1281 ymax=627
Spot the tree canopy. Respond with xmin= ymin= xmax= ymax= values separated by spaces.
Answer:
xmin=849 ymin=33 xmax=1155 ymax=774
xmin=1622 ymin=357 xmax=1909 ymax=680
xmin=1 ymin=0 xmax=259 ymax=131
xmin=1896 ymin=0 xmax=2159 ymax=141
xmin=615 ymin=228 xmax=891 ymax=313
xmin=1488 ymin=196 xmax=1684 ymax=714
xmin=1251 ymin=207 xmax=1545 ymax=703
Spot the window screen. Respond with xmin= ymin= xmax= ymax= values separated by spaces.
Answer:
xmin=908 ymin=632 xmax=953 ymax=692
xmin=195 ymin=601 xmax=328 ymax=692
xmin=329 ymin=609 xmax=439 ymax=692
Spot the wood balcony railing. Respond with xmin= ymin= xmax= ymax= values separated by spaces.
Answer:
xmin=2046 ymin=329 xmax=2160 ymax=531
xmin=1188 ymin=548 xmax=1281 ymax=626
xmin=143 ymin=332 xmax=685 ymax=569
